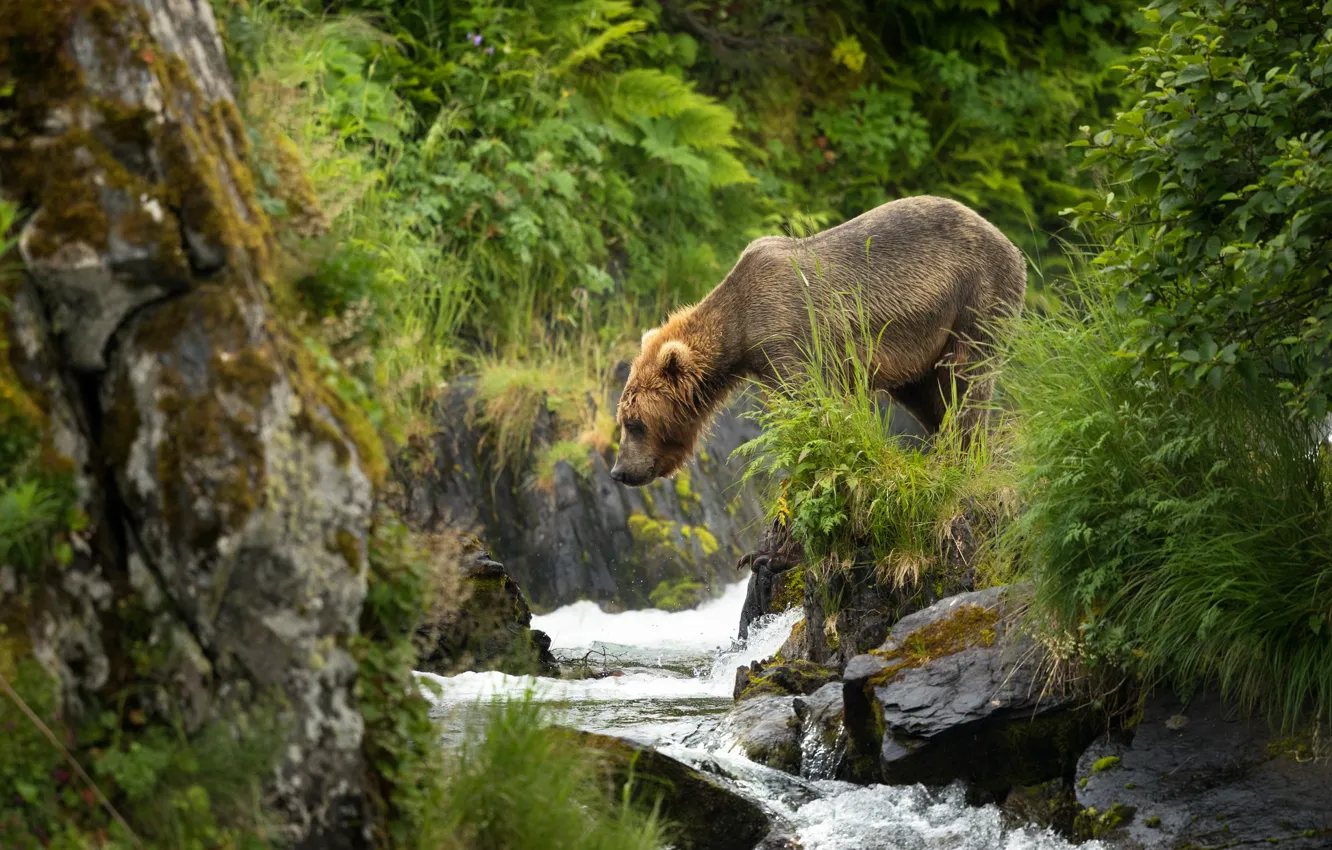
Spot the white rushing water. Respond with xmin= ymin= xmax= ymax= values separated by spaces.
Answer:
xmin=420 ymin=580 xmax=1100 ymax=850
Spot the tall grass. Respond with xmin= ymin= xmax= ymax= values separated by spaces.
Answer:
xmin=425 ymin=694 xmax=666 ymax=850
xmin=1002 ymin=283 xmax=1332 ymax=728
xmin=735 ymin=276 xmax=1007 ymax=589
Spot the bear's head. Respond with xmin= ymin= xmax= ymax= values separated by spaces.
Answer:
xmin=611 ymin=327 xmax=708 ymax=487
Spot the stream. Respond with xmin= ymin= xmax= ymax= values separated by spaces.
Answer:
xmin=419 ymin=580 xmax=1102 ymax=850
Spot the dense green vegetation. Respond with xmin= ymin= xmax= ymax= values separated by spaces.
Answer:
xmin=1004 ymin=282 xmax=1332 ymax=729
xmin=735 ymin=288 xmax=1008 ymax=595
xmin=1066 ymin=0 xmax=1332 ymax=419
xmin=742 ymin=0 xmax=1332 ymax=732
xmin=219 ymin=0 xmax=1144 ymax=440
xmin=1006 ymin=0 xmax=1332 ymax=728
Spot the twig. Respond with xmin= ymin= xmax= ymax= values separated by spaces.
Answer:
xmin=0 ymin=669 xmax=143 ymax=848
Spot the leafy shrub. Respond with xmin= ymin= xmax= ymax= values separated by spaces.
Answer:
xmin=1002 ymin=282 xmax=1332 ymax=728
xmin=1068 ymin=0 xmax=1332 ymax=419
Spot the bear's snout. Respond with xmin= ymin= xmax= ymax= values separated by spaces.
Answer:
xmin=609 ymin=462 xmax=654 ymax=487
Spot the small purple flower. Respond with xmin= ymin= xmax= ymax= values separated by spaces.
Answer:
xmin=472 ymin=34 xmax=484 ymax=46
xmin=465 ymin=31 xmax=474 ymax=41
xmin=485 ymin=45 xmax=494 ymax=55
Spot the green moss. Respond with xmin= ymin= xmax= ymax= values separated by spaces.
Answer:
xmin=736 ymin=659 xmax=839 ymax=701
xmin=278 ymin=330 xmax=388 ymax=487
xmin=867 ymin=603 xmax=1000 ymax=687
xmin=694 ymin=526 xmax=719 ymax=556
xmin=332 ymin=529 xmax=362 ymax=572
xmin=535 ymin=439 xmax=593 ymax=492
xmin=1091 ymin=755 xmax=1121 ymax=773
xmin=771 ymin=566 xmax=806 ymax=612
xmin=1144 ymin=815 xmax=1161 ymax=828
xmin=648 ymin=576 xmax=708 ymax=611
xmin=1074 ymin=803 xmax=1136 ymax=840
xmin=673 ymin=467 xmax=698 ymax=507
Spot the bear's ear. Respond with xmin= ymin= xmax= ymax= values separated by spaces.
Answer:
xmin=641 ymin=328 xmax=661 ymax=348
xmin=657 ymin=340 xmax=696 ymax=382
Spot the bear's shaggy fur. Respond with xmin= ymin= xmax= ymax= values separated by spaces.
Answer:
xmin=611 ymin=195 xmax=1026 ymax=486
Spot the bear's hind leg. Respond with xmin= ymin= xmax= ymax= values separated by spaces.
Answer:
xmin=885 ymin=375 xmax=946 ymax=436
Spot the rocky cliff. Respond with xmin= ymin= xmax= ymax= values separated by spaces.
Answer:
xmin=393 ymin=366 xmax=768 ymax=609
xmin=0 ymin=2 xmax=399 ymax=844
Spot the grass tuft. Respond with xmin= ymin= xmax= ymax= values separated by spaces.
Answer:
xmin=1001 ymin=280 xmax=1332 ymax=730
xmin=427 ymin=693 xmax=666 ymax=850
xmin=734 ymin=275 xmax=1009 ymax=593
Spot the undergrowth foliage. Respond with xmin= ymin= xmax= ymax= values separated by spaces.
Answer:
xmin=1002 ymin=285 xmax=1332 ymax=729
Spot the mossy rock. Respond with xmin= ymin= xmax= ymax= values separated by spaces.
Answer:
xmin=415 ymin=548 xmax=557 ymax=676
xmin=735 ymin=658 xmax=840 ymax=702
xmin=3 ymin=0 xmax=275 ymax=370
xmin=558 ymin=729 xmax=771 ymax=850
xmin=841 ymin=585 xmax=1102 ymax=797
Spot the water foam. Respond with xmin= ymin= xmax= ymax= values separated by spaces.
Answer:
xmin=420 ymin=580 xmax=801 ymax=707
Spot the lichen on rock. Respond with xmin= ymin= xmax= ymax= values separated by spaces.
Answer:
xmin=2 ymin=0 xmax=274 ymax=371
xmin=100 ymin=282 xmax=375 ymax=840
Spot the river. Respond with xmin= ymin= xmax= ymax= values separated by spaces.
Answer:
xmin=419 ymin=580 xmax=1102 ymax=850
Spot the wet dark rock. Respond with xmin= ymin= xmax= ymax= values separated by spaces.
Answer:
xmin=1001 ymin=778 xmax=1080 ymax=837
xmin=564 ymin=729 xmax=772 ymax=850
xmin=737 ymin=520 xmax=805 ymax=639
xmin=842 ymin=585 xmax=1099 ymax=800
xmin=715 ymin=694 xmax=802 ymax=775
xmin=1074 ymin=690 xmax=1332 ymax=848
xmin=392 ymin=373 xmax=765 ymax=608
xmin=415 ymin=545 xmax=557 ymax=676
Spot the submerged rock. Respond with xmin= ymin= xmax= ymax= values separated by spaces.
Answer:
xmin=842 ymin=585 xmax=1099 ymax=799
xmin=415 ymin=544 xmax=557 ymax=676
xmin=1074 ymin=690 xmax=1332 ymax=847
xmin=565 ymin=729 xmax=772 ymax=850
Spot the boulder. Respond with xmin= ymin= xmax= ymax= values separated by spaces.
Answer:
xmin=102 ymin=285 xmax=377 ymax=841
xmin=1 ymin=1 xmax=384 ymax=843
xmin=841 ymin=585 xmax=1100 ymax=799
xmin=415 ymin=544 xmax=557 ymax=676
xmin=565 ymin=729 xmax=772 ymax=850
xmin=714 ymin=694 xmax=802 ymax=774
xmin=391 ymin=375 xmax=765 ymax=608
xmin=734 ymin=657 xmax=840 ymax=702
xmin=1074 ymin=690 xmax=1332 ymax=847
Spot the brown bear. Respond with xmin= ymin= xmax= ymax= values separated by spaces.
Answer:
xmin=610 ymin=195 xmax=1026 ymax=486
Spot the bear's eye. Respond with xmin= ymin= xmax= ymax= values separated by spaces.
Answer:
xmin=624 ymin=419 xmax=647 ymax=438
